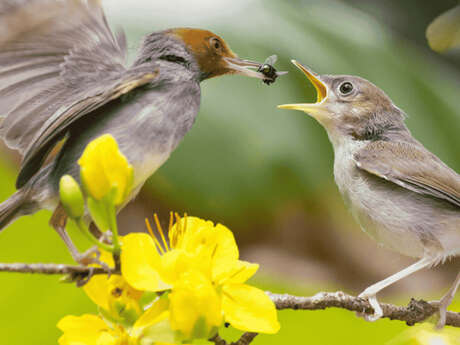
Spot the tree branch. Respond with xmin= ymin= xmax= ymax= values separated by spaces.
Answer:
xmin=0 ymin=262 xmax=115 ymax=286
xmin=1 ymin=262 xmax=458 ymax=330
xmin=0 ymin=262 xmax=113 ymax=275
xmin=209 ymin=332 xmax=258 ymax=345
xmin=267 ymin=291 xmax=460 ymax=327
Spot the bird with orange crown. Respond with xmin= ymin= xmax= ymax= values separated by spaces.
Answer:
xmin=0 ymin=0 xmax=285 ymax=263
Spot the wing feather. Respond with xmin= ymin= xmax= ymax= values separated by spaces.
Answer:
xmin=354 ymin=141 xmax=460 ymax=207
xmin=0 ymin=0 xmax=128 ymax=154
xmin=16 ymin=69 xmax=159 ymax=188
xmin=0 ymin=0 xmax=157 ymax=188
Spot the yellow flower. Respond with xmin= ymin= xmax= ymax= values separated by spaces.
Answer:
xmin=59 ymin=278 xmax=175 ymax=345
xmin=121 ymin=215 xmax=280 ymax=335
xmin=58 ymin=297 xmax=177 ymax=345
xmin=169 ymin=270 xmax=222 ymax=340
xmin=58 ymin=314 xmax=180 ymax=345
xmin=84 ymin=250 xmax=143 ymax=325
xmin=57 ymin=314 xmax=138 ymax=345
xmin=78 ymin=134 xmax=134 ymax=205
xmin=170 ymin=216 xmax=279 ymax=334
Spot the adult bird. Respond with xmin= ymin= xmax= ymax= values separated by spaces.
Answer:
xmin=0 ymin=0 xmax=282 ymax=262
xmin=279 ymin=60 xmax=460 ymax=328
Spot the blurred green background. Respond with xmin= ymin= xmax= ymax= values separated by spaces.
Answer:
xmin=0 ymin=0 xmax=459 ymax=344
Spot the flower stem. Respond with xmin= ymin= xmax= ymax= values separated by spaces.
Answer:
xmin=107 ymin=203 xmax=121 ymax=256
xmin=76 ymin=218 xmax=113 ymax=252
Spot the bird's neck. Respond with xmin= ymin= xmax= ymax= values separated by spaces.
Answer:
xmin=325 ymin=120 xmax=412 ymax=151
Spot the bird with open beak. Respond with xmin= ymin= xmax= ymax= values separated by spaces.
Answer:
xmin=0 ymin=0 xmax=285 ymax=263
xmin=279 ymin=60 xmax=460 ymax=328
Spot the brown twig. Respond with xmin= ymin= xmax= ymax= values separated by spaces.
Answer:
xmin=1 ymin=262 xmax=459 ymax=340
xmin=0 ymin=262 xmax=115 ymax=286
xmin=209 ymin=332 xmax=258 ymax=345
xmin=0 ymin=262 xmax=112 ymax=275
xmin=232 ymin=332 xmax=258 ymax=345
xmin=267 ymin=291 xmax=460 ymax=327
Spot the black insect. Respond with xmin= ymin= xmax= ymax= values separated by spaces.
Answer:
xmin=258 ymin=55 xmax=287 ymax=85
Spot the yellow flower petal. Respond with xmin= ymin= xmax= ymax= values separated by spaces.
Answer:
xmin=83 ymin=275 xmax=111 ymax=311
xmin=82 ymin=249 xmax=116 ymax=310
xmin=211 ymin=224 xmax=239 ymax=268
xmin=222 ymin=284 xmax=279 ymax=334
xmin=163 ymin=248 xmax=214 ymax=284
xmin=169 ymin=217 xmax=238 ymax=282
xmin=214 ymin=260 xmax=258 ymax=285
xmin=169 ymin=270 xmax=223 ymax=339
xmin=134 ymin=297 xmax=169 ymax=330
xmin=121 ymin=233 xmax=168 ymax=291
xmin=96 ymin=332 xmax=118 ymax=345
xmin=159 ymin=250 xmax=187 ymax=285
xmin=57 ymin=314 xmax=109 ymax=345
xmin=99 ymin=250 xmax=115 ymax=268
xmin=169 ymin=217 xmax=214 ymax=250
xmin=78 ymin=134 xmax=134 ymax=205
xmin=84 ymin=274 xmax=143 ymax=322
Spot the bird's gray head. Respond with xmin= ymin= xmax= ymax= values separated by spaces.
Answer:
xmin=279 ymin=60 xmax=408 ymax=145
xmin=134 ymin=28 xmax=272 ymax=82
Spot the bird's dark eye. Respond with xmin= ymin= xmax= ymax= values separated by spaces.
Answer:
xmin=339 ymin=82 xmax=354 ymax=95
xmin=210 ymin=38 xmax=222 ymax=50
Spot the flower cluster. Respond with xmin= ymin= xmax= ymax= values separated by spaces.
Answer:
xmin=122 ymin=215 xmax=280 ymax=341
xmin=58 ymin=215 xmax=280 ymax=345
xmin=57 ymin=134 xmax=279 ymax=345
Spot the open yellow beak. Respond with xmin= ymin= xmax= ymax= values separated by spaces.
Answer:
xmin=277 ymin=60 xmax=328 ymax=116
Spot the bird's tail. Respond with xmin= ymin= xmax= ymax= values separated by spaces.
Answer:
xmin=0 ymin=189 xmax=28 ymax=230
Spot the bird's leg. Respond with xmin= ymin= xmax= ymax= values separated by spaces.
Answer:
xmin=436 ymin=271 xmax=460 ymax=329
xmin=358 ymin=257 xmax=433 ymax=321
xmin=49 ymin=204 xmax=106 ymax=268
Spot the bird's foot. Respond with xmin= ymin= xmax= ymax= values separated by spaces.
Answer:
xmin=434 ymin=294 xmax=455 ymax=329
xmin=99 ymin=230 xmax=113 ymax=245
xmin=357 ymin=289 xmax=383 ymax=322
xmin=73 ymin=246 xmax=110 ymax=272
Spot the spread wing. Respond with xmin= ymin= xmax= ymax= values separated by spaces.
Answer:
xmin=0 ymin=0 xmax=158 ymax=188
xmin=354 ymin=141 xmax=460 ymax=208
xmin=17 ymin=69 xmax=158 ymax=188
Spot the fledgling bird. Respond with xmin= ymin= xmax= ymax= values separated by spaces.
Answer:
xmin=279 ymin=60 xmax=460 ymax=328
xmin=0 ymin=0 xmax=284 ymax=262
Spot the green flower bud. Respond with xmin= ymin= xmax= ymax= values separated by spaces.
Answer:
xmin=59 ymin=175 xmax=85 ymax=219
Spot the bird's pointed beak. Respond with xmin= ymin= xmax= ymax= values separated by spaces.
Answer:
xmin=224 ymin=56 xmax=268 ymax=79
xmin=278 ymin=60 xmax=329 ymax=119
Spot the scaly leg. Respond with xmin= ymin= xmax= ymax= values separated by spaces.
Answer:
xmin=436 ymin=271 xmax=460 ymax=329
xmin=49 ymin=204 xmax=105 ymax=267
xmin=358 ymin=257 xmax=434 ymax=321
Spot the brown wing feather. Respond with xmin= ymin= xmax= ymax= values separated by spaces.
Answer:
xmin=354 ymin=141 xmax=460 ymax=207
